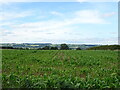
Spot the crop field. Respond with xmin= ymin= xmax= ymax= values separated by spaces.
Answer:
xmin=2 ymin=50 xmax=120 ymax=88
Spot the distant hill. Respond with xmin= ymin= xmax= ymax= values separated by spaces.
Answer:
xmin=51 ymin=44 xmax=99 ymax=50
xmin=87 ymin=45 xmax=120 ymax=50
xmin=2 ymin=43 xmax=119 ymax=50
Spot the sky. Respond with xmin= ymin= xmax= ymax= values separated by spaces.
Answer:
xmin=0 ymin=2 xmax=118 ymax=44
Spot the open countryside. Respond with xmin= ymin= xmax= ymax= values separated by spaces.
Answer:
xmin=2 ymin=46 xmax=120 ymax=88
xmin=1 ymin=1 xmax=119 ymax=89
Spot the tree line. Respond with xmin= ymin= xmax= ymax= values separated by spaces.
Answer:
xmin=87 ymin=45 xmax=120 ymax=50
xmin=1 ymin=44 xmax=120 ymax=50
xmin=0 ymin=44 xmax=82 ymax=50
xmin=38 ymin=44 xmax=81 ymax=50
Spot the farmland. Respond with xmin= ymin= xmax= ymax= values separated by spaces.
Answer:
xmin=2 ymin=50 xmax=120 ymax=88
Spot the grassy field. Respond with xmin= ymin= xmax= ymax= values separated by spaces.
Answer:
xmin=2 ymin=50 xmax=120 ymax=88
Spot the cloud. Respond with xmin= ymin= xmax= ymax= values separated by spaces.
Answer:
xmin=2 ymin=31 xmax=13 ymax=36
xmin=2 ymin=26 xmax=118 ymax=44
xmin=0 ymin=11 xmax=33 ymax=21
xmin=50 ymin=11 xmax=63 ymax=16
xmin=72 ymin=10 xmax=108 ymax=24
xmin=102 ymin=12 xmax=116 ymax=17
xmin=63 ymin=37 xmax=118 ymax=45
xmin=6 ymin=10 xmax=108 ymax=33
xmin=76 ymin=0 xmax=87 ymax=2
xmin=0 ymin=22 xmax=14 ymax=26
xmin=109 ymin=32 xmax=118 ymax=35
xmin=1 ymin=9 xmax=116 ymax=44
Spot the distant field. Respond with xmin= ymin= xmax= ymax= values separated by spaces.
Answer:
xmin=2 ymin=50 xmax=120 ymax=88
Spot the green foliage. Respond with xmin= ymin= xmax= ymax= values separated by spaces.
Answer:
xmin=50 ymin=47 xmax=58 ymax=50
xmin=42 ymin=46 xmax=50 ymax=50
xmin=60 ymin=44 xmax=69 ymax=50
xmin=2 ymin=50 xmax=120 ymax=88
xmin=76 ymin=47 xmax=81 ymax=50
xmin=87 ymin=45 xmax=120 ymax=50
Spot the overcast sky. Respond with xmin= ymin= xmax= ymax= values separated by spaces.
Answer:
xmin=0 ymin=2 xmax=118 ymax=44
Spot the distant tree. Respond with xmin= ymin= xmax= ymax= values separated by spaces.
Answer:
xmin=76 ymin=47 xmax=81 ymax=50
xmin=50 ymin=47 xmax=58 ymax=50
xmin=42 ymin=46 xmax=50 ymax=50
xmin=25 ymin=48 xmax=29 ymax=50
xmin=37 ymin=48 xmax=42 ymax=50
xmin=60 ymin=44 xmax=69 ymax=50
xmin=19 ymin=47 xmax=23 ymax=50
